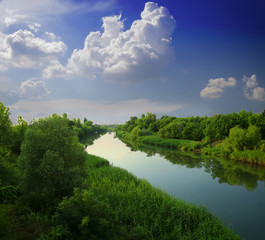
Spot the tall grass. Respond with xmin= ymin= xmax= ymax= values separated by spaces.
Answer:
xmin=84 ymin=154 xmax=240 ymax=240
xmin=116 ymin=131 xmax=204 ymax=152
xmin=230 ymin=150 xmax=265 ymax=166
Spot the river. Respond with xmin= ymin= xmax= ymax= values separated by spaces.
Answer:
xmin=86 ymin=132 xmax=265 ymax=240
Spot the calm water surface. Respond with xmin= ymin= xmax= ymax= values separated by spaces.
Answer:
xmin=86 ymin=133 xmax=265 ymax=240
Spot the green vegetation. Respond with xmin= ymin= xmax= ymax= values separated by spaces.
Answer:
xmin=116 ymin=111 xmax=265 ymax=165
xmin=0 ymin=101 xmax=240 ymax=239
xmin=116 ymin=130 xmax=203 ymax=151
xmin=18 ymin=115 xmax=88 ymax=211
xmin=40 ymin=154 xmax=239 ymax=240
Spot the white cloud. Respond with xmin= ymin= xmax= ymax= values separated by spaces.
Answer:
xmin=10 ymin=98 xmax=184 ymax=123
xmin=200 ymin=86 xmax=224 ymax=99
xmin=243 ymin=74 xmax=265 ymax=101
xmin=3 ymin=9 xmax=26 ymax=27
xmin=44 ymin=32 xmax=57 ymax=41
xmin=43 ymin=61 xmax=73 ymax=80
xmin=18 ymin=78 xmax=51 ymax=99
xmin=1 ymin=77 xmax=50 ymax=102
xmin=0 ymin=0 xmax=116 ymax=30
xmin=200 ymin=77 xmax=236 ymax=98
xmin=0 ymin=30 xmax=66 ymax=69
xmin=28 ymin=23 xmax=41 ymax=33
xmin=44 ymin=2 xmax=176 ymax=84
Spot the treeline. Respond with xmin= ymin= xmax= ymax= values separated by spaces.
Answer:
xmin=117 ymin=111 xmax=265 ymax=142
xmin=0 ymin=102 xmax=106 ymax=154
xmin=68 ymin=116 xmax=106 ymax=143
xmin=116 ymin=111 xmax=265 ymax=165
xmin=0 ymin=102 xmax=240 ymax=239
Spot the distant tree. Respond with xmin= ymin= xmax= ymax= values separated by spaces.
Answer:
xmin=11 ymin=116 xmax=28 ymax=155
xmin=0 ymin=102 xmax=12 ymax=149
xmin=227 ymin=126 xmax=246 ymax=151
xmin=245 ymin=125 xmax=261 ymax=150
xmin=262 ymin=109 xmax=265 ymax=117
xmin=227 ymin=125 xmax=261 ymax=151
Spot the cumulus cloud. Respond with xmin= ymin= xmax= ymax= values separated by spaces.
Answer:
xmin=43 ymin=61 xmax=73 ymax=80
xmin=18 ymin=78 xmax=51 ymax=99
xmin=243 ymin=74 xmax=265 ymax=101
xmin=44 ymin=2 xmax=176 ymax=84
xmin=10 ymin=98 xmax=183 ymax=123
xmin=0 ymin=30 xmax=66 ymax=69
xmin=1 ymin=77 xmax=50 ymax=102
xmin=200 ymin=77 xmax=236 ymax=98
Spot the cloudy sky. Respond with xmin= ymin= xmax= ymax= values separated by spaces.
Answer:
xmin=1 ymin=0 xmax=265 ymax=124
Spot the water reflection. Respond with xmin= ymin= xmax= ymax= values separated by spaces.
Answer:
xmin=119 ymin=137 xmax=265 ymax=191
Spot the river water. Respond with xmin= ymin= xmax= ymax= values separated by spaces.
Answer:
xmin=86 ymin=132 xmax=265 ymax=240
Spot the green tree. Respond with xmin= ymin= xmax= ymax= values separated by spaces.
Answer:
xmin=245 ymin=125 xmax=261 ymax=150
xmin=18 ymin=115 xmax=87 ymax=210
xmin=11 ymin=116 xmax=28 ymax=155
xmin=227 ymin=126 xmax=246 ymax=151
xmin=227 ymin=125 xmax=261 ymax=151
xmin=0 ymin=102 xmax=12 ymax=150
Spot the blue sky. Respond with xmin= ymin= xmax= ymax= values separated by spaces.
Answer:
xmin=0 ymin=0 xmax=265 ymax=123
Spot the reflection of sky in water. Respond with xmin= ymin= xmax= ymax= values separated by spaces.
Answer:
xmin=86 ymin=133 xmax=265 ymax=240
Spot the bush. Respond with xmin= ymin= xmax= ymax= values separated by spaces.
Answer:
xmin=227 ymin=125 xmax=261 ymax=151
xmin=54 ymin=188 xmax=114 ymax=240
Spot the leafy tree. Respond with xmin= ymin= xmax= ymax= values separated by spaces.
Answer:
xmin=227 ymin=125 xmax=261 ymax=151
xmin=182 ymin=122 xmax=203 ymax=141
xmin=245 ymin=125 xmax=261 ymax=150
xmin=227 ymin=126 xmax=246 ymax=151
xmin=18 ymin=115 xmax=87 ymax=210
xmin=0 ymin=102 xmax=12 ymax=150
xmin=11 ymin=116 xmax=28 ymax=155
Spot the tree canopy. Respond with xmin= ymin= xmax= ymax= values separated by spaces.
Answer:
xmin=18 ymin=115 xmax=87 ymax=210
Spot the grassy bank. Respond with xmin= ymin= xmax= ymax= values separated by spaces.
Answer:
xmin=83 ymin=154 xmax=239 ymax=240
xmin=0 ymin=151 xmax=241 ymax=239
xmin=202 ymin=146 xmax=265 ymax=166
xmin=116 ymin=130 xmax=203 ymax=151
xmin=116 ymin=130 xmax=265 ymax=166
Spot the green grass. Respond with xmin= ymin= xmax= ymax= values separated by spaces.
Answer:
xmin=116 ymin=130 xmax=204 ymax=152
xmin=85 ymin=153 xmax=110 ymax=169
xmin=230 ymin=150 xmax=265 ymax=165
xmin=84 ymin=154 xmax=240 ymax=240
xmin=201 ymin=146 xmax=230 ymax=157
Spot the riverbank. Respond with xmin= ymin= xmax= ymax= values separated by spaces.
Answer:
xmin=116 ymin=130 xmax=265 ymax=166
xmin=83 ymin=153 xmax=240 ymax=239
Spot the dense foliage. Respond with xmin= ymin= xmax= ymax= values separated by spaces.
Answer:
xmin=67 ymin=115 xmax=106 ymax=143
xmin=18 ymin=115 xmax=88 ymax=211
xmin=38 ymin=154 xmax=239 ymax=240
xmin=0 ymin=102 xmax=240 ymax=239
xmin=116 ymin=111 xmax=265 ymax=165
xmin=117 ymin=111 xmax=265 ymax=142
